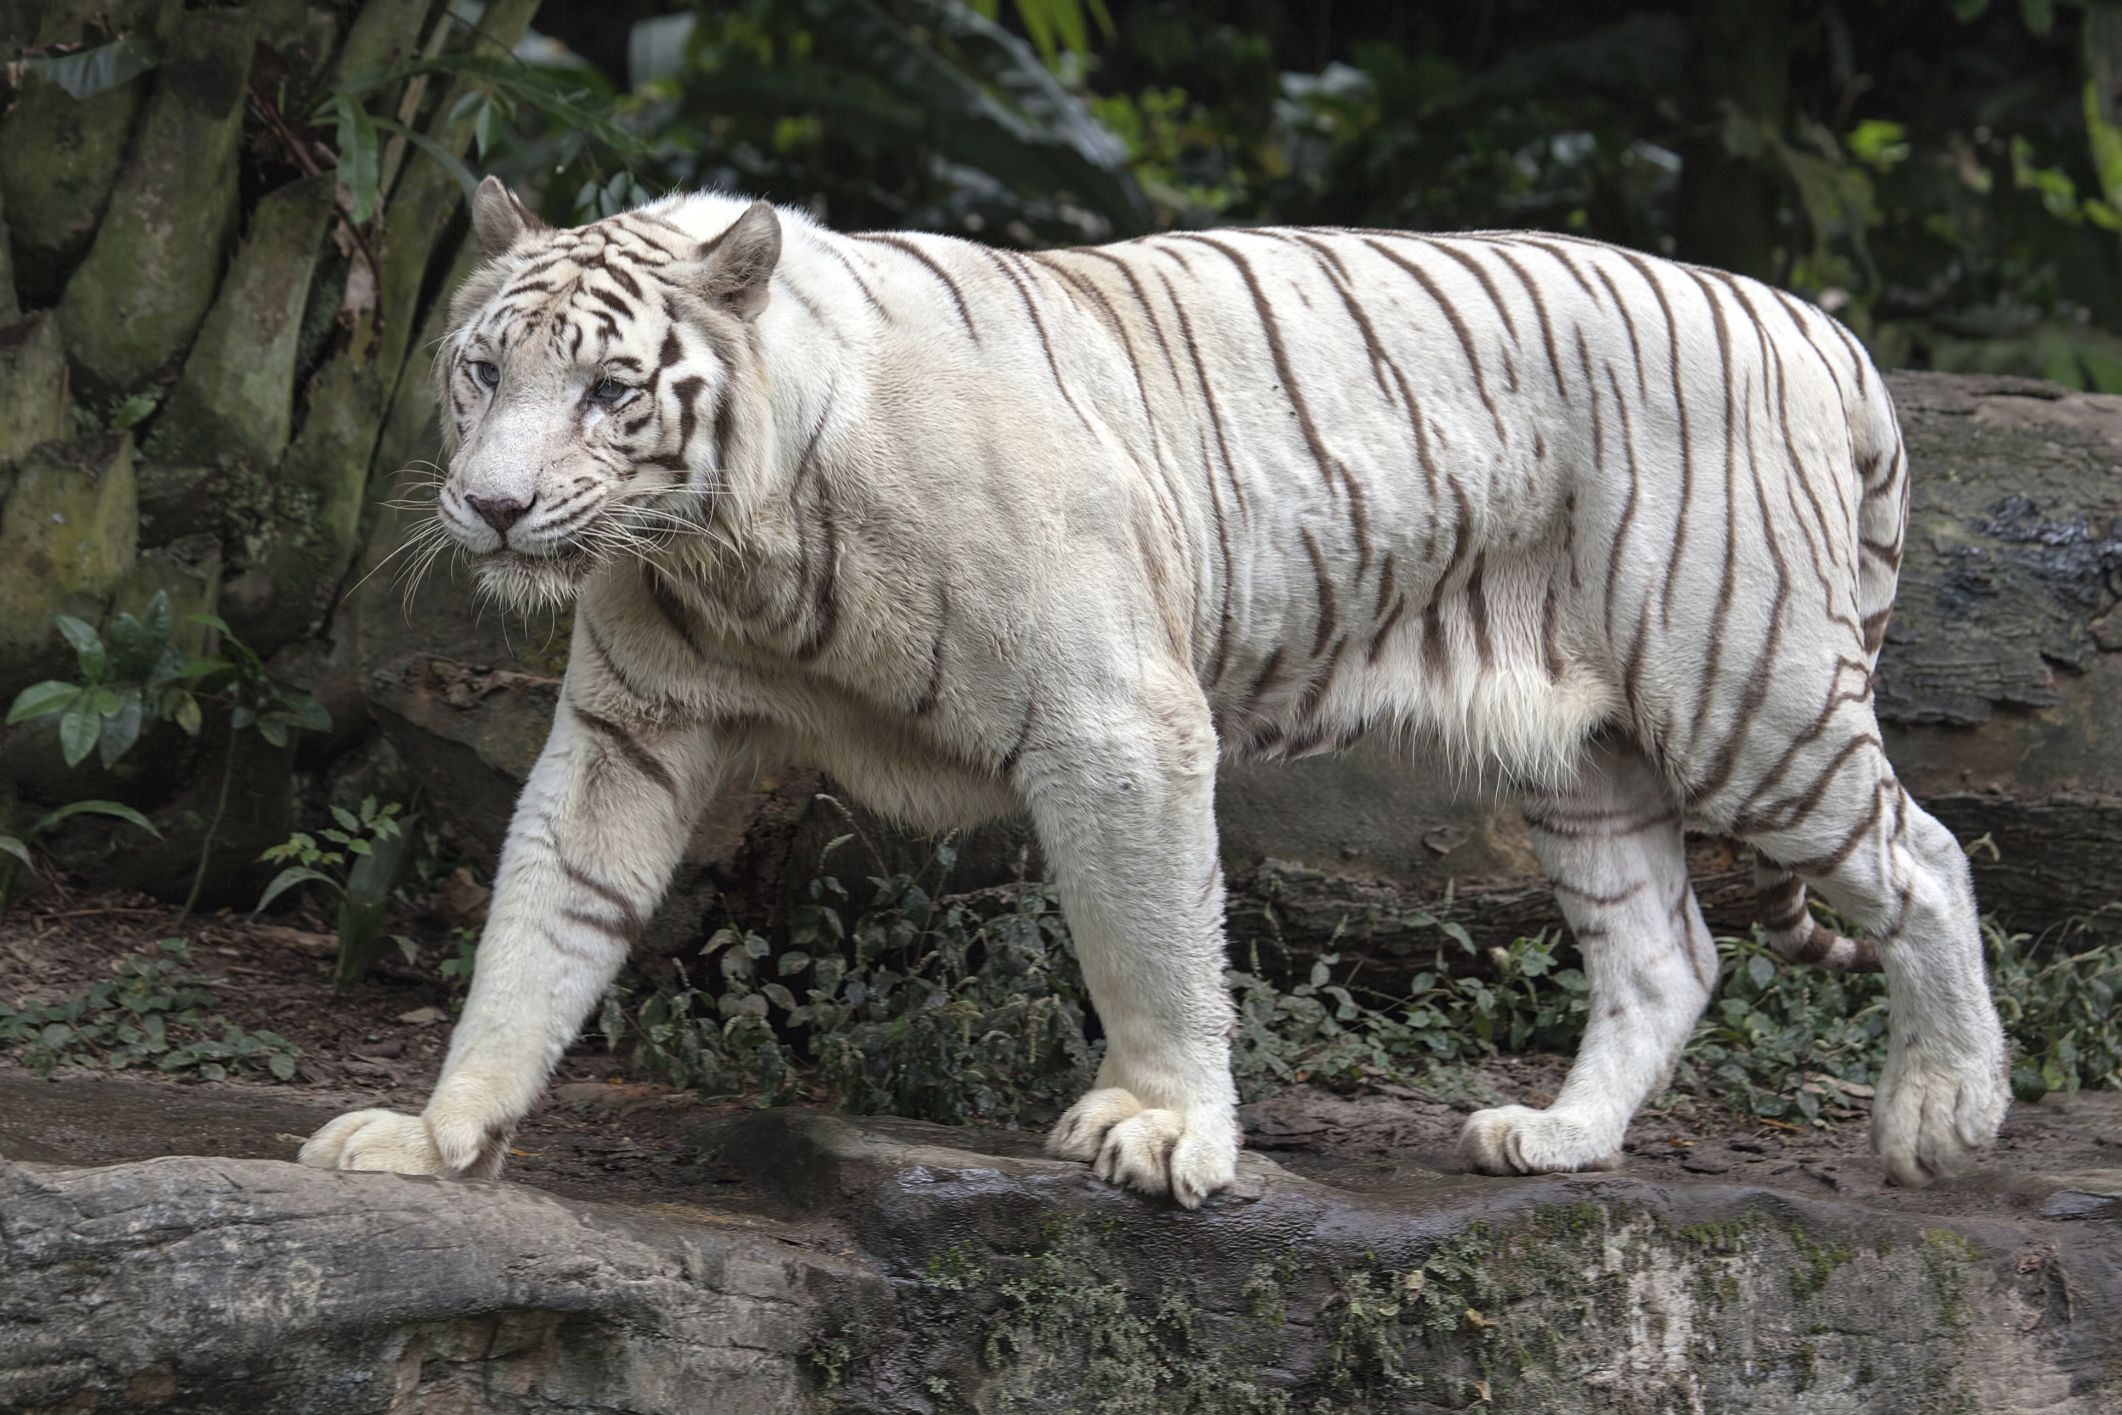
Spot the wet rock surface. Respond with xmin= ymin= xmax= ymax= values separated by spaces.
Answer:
xmin=2 ymin=1075 xmax=2117 ymax=1413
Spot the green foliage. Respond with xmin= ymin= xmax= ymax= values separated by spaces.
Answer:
xmin=1228 ymin=931 xmax=1590 ymax=1101
xmin=5 ymin=595 xmax=327 ymax=766
xmin=604 ymin=838 xmax=1094 ymax=1125
xmin=504 ymin=0 xmax=2122 ymax=391
xmin=7 ymin=594 xmax=219 ymax=768
xmin=610 ymin=839 xmax=2120 ymax=1131
xmin=4 ymin=593 xmax=332 ymax=919
xmin=1677 ymin=935 xmax=1890 ymax=1125
xmin=0 ymin=799 xmax=161 ymax=921
xmin=256 ymin=798 xmax=417 ymax=992
xmin=1678 ymin=918 xmax=2122 ymax=1121
xmin=0 ymin=939 xmax=299 ymax=1082
xmin=1986 ymin=920 xmax=2122 ymax=1100
xmin=437 ymin=926 xmax=480 ymax=994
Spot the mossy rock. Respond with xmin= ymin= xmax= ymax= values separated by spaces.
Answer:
xmin=0 ymin=0 xmax=175 ymax=306
xmin=55 ymin=5 xmax=254 ymax=395
xmin=0 ymin=431 xmax=137 ymax=695
xmin=3 ymin=1108 xmax=2116 ymax=1413
xmin=0 ymin=313 xmax=70 ymax=468
xmin=0 ymin=180 xmax=17 ymax=323
xmin=146 ymin=174 xmax=337 ymax=472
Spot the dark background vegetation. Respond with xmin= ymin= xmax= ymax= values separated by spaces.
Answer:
xmin=514 ymin=0 xmax=2122 ymax=390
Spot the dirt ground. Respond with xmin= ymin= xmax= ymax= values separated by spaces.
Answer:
xmin=2 ymin=891 xmax=2116 ymax=1222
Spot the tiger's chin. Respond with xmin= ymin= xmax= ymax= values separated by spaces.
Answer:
xmin=470 ymin=548 xmax=594 ymax=613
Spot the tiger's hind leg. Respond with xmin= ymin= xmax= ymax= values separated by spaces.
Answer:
xmin=1735 ymin=742 xmax=2009 ymax=1186
xmin=1461 ymin=735 xmax=1717 ymax=1175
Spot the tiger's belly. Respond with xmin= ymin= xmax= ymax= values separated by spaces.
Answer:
xmin=1203 ymin=509 xmax=1623 ymax=784
xmin=747 ymin=713 xmax=1019 ymax=834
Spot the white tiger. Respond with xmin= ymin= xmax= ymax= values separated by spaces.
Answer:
xmin=299 ymin=178 xmax=2011 ymax=1205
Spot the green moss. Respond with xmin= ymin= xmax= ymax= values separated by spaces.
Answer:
xmin=804 ymin=1333 xmax=853 ymax=1391
xmin=1789 ymin=1224 xmax=1855 ymax=1301
xmin=923 ymin=1244 xmax=984 ymax=1292
xmin=1919 ymin=1228 xmax=1981 ymax=1329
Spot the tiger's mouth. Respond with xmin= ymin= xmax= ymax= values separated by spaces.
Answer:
xmin=469 ymin=545 xmax=595 ymax=612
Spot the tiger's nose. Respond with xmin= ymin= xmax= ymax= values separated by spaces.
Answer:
xmin=466 ymin=493 xmax=532 ymax=534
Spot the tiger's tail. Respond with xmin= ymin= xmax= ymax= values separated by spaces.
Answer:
xmin=1752 ymin=323 xmax=1904 ymax=975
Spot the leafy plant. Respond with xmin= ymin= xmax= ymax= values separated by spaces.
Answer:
xmin=603 ymin=832 xmax=2120 ymax=1133
xmin=437 ymin=926 xmax=480 ymax=994
xmin=0 ymin=800 xmax=161 ymax=922
xmin=0 ymin=939 xmax=299 ymax=1082
xmin=4 ymin=594 xmax=331 ymax=916
xmin=256 ymin=798 xmax=417 ymax=992
xmin=5 ymin=594 xmax=218 ymax=769
xmin=603 ymin=836 xmax=1095 ymax=1126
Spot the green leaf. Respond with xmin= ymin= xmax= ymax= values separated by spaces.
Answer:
xmin=475 ymin=96 xmax=504 ymax=160
xmin=58 ymin=702 xmax=99 ymax=767
xmin=329 ymin=94 xmax=382 ymax=224
xmin=54 ymin=615 xmax=107 ymax=680
xmin=255 ymin=865 xmax=342 ymax=914
xmin=335 ymin=811 xmax=416 ymax=990
xmin=112 ymin=391 xmax=162 ymax=430
xmin=0 ymin=835 xmax=31 ymax=871
xmin=330 ymin=805 xmax=360 ymax=833
xmin=22 ymin=33 xmax=163 ymax=99
xmin=6 ymin=681 xmax=83 ymax=724
xmin=372 ymin=114 xmax=481 ymax=202
xmin=340 ymin=54 xmax=655 ymax=164
xmin=255 ymin=716 xmax=289 ymax=748
xmin=173 ymin=693 xmax=203 ymax=737
xmin=142 ymin=590 xmax=172 ymax=648
xmin=31 ymin=799 xmax=161 ymax=841
xmin=268 ymin=1052 xmax=298 ymax=1081
xmin=98 ymin=690 xmax=145 ymax=767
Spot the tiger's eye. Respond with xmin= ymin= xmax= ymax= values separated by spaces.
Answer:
xmin=588 ymin=377 xmax=629 ymax=405
xmin=471 ymin=360 xmax=500 ymax=388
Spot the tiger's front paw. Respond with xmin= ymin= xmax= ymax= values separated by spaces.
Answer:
xmin=1459 ymin=1105 xmax=1621 ymax=1176
xmin=1046 ymin=1087 xmax=1238 ymax=1208
xmin=297 ymin=1106 xmax=505 ymax=1179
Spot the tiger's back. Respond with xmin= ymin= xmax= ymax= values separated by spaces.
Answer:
xmin=764 ymin=211 xmax=1906 ymax=821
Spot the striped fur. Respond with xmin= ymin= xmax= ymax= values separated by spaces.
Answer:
xmin=301 ymin=178 xmax=2009 ymax=1202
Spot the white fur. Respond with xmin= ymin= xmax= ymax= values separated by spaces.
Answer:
xmin=301 ymin=189 xmax=2009 ymax=1202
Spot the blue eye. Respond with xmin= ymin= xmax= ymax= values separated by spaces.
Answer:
xmin=470 ymin=360 xmax=500 ymax=388
xmin=588 ymin=377 xmax=630 ymax=405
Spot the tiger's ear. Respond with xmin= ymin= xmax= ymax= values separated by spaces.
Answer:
xmin=688 ymin=201 xmax=781 ymax=322
xmin=471 ymin=176 xmax=546 ymax=258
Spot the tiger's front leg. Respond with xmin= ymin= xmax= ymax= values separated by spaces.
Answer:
xmin=299 ymin=694 xmax=724 ymax=1177
xmin=1029 ymin=679 xmax=1241 ymax=1208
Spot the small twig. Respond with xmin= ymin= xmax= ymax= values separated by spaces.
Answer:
xmin=179 ymin=728 xmax=241 ymax=922
xmin=248 ymin=86 xmax=327 ymax=178
xmin=37 ymin=906 xmax=172 ymax=920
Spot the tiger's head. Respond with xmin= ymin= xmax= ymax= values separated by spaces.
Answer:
xmin=433 ymin=177 xmax=782 ymax=610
